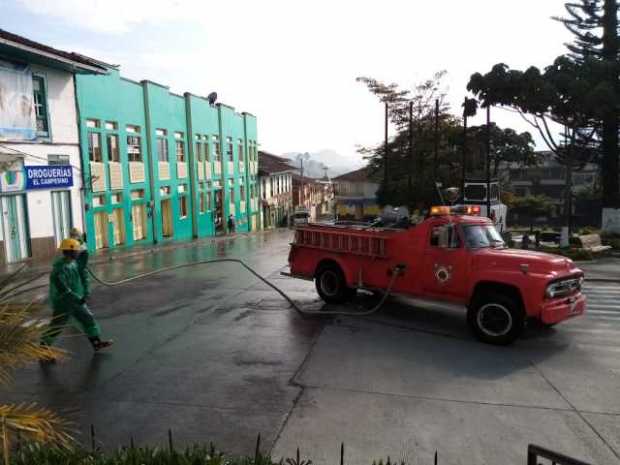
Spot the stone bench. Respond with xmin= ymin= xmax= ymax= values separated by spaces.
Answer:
xmin=577 ymin=234 xmax=613 ymax=253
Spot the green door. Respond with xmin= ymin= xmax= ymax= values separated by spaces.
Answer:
xmin=1 ymin=195 xmax=29 ymax=263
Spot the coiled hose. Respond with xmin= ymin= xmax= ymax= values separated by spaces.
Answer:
xmin=87 ymin=259 xmax=403 ymax=317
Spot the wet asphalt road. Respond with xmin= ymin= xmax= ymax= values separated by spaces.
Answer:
xmin=7 ymin=229 xmax=323 ymax=455
xmin=5 ymin=231 xmax=620 ymax=464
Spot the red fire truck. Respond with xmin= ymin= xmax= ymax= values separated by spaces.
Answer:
xmin=287 ymin=206 xmax=586 ymax=345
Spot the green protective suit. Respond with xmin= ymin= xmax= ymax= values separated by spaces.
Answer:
xmin=41 ymin=255 xmax=100 ymax=346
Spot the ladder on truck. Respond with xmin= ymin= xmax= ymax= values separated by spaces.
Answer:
xmin=295 ymin=227 xmax=389 ymax=258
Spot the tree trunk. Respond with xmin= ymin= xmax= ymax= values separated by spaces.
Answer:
xmin=601 ymin=0 xmax=620 ymax=207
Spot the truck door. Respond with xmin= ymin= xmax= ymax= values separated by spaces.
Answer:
xmin=422 ymin=223 xmax=469 ymax=301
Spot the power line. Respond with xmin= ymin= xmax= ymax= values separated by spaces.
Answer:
xmin=0 ymin=143 xmax=84 ymax=172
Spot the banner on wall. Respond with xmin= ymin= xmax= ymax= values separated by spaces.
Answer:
xmin=25 ymin=165 xmax=73 ymax=190
xmin=0 ymin=59 xmax=36 ymax=141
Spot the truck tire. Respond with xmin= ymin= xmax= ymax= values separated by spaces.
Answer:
xmin=467 ymin=292 xmax=524 ymax=345
xmin=315 ymin=264 xmax=355 ymax=304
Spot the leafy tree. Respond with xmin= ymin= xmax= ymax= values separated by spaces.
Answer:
xmin=554 ymin=0 xmax=620 ymax=208
xmin=357 ymin=72 xmax=534 ymax=209
xmin=464 ymin=124 xmax=535 ymax=178
xmin=510 ymin=195 xmax=555 ymax=232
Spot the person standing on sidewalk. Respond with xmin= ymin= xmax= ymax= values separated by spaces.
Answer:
xmin=41 ymin=238 xmax=113 ymax=355
xmin=227 ymin=214 xmax=236 ymax=233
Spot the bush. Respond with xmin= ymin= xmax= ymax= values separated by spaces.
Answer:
xmin=8 ymin=442 xmax=408 ymax=465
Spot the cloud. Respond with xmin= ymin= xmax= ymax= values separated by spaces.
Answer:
xmin=17 ymin=0 xmax=196 ymax=33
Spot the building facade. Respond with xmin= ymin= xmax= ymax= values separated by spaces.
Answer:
xmin=333 ymin=167 xmax=379 ymax=221
xmin=258 ymin=151 xmax=294 ymax=229
xmin=505 ymin=151 xmax=599 ymax=226
xmin=0 ymin=29 xmax=107 ymax=265
xmin=75 ymin=69 xmax=259 ymax=253
xmin=292 ymin=175 xmax=334 ymax=221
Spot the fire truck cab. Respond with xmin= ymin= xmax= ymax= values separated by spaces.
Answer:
xmin=287 ymin=206 xmax=586 ymax=345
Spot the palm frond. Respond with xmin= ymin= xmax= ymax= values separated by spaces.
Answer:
xmin=0 ymin=402 xmax=73 ymax=448
xmin=0 ymin=304 xmax=65 ymax=385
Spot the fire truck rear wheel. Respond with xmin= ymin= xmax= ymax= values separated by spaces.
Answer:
xmin=468 ymin=292 xmax=524 ymax=345
xmin=315 ymin=265 xmax=356 ymax=304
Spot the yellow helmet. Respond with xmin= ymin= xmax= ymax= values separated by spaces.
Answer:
xmin=59 ymin=238 xmax=81 ymax=251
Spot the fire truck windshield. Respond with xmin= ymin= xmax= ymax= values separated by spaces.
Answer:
xmin=462 ymin=224 xmax=505 ymax=249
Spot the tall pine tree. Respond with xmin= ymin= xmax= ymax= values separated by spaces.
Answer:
xmin=556 ymin=0 xmax=620 ymax=207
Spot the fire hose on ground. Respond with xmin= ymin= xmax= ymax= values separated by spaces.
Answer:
xmin=86 ymin=259 xmax=405 ymax=317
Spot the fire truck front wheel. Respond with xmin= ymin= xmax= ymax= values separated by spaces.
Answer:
xmin=315 ymin=264 xmax=356 ymax=304
xmin=468 ymin=292 xmax=525 ymax=345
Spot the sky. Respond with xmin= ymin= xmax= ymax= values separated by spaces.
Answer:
xmin=2 ymin=0 xmax=574 ymax=167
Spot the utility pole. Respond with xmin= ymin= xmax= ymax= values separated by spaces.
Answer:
xmin=434 ymin=99 xmax=439 ymax=182
xmin=408 ymin=101 xmax=414 ymax=205
xmin=486 ymin=105 xmax=492 ymax=219
xmin=462 ymin=97 xmax=468 ymax=196
xmin=384 ymin=102 xmax=389 ymax=189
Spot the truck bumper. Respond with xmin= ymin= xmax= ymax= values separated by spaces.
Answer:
xmin=539 ymin=293 xmax=587 ymax=325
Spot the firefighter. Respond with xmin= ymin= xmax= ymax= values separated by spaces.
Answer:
xmin=69 ymin=227 xmax=89 ymax=299
xmin=41 ymin=238 xmax=113 ymax=354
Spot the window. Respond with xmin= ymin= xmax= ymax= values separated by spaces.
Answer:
xmin=131 ymin=189 xmax=145 ymax=199
xmin=206 ymin=190 xmax=212 ymax=210
xmin=229 ymin=187 xmax=235 ymax=204
xmin=178 ymin=184 xmax=187 ymax=193
xmin=107 ymin=134 xmax=120 ymax=162
xmin=105 ymin=121 xmax=118 ymax=131
xmin=462 ymin=225 xmax=504 ymax=249
xmin=126 ymin=125 xmax=140 ymax=133
xmin=196 ymin=141 xmax=203 ymax=162
xmin=86 ymin=119 xmax=100 ymax=128
xmin=199 ymin=190 xmax=206 ymax=213
xmin=92 ymin=195 xmax=104 ymax=206
xmin=270 ymin=178 xmax=273 ymax=197
xmin=238 ymin=140 xmax=244 ymax=162
xmin=240 ymin=184 xmax=245 ymax=200
xmin=160 ymin=186 xmax=171 ymax=196
xmin=262 ymin=179 xmax=266 ymax=199
xmin=127 ymin=135 xmax=142 ymax=162
xmin=204 ymin=141 xmax=211 ymax=162
xmin=88 ymin=132 xmax=102 ymax=162
xmin=111 ymin=193 xmax=122 ymax=204
xmin=32 ymin=76 xmax=49 ymax=135
xmin=48 ymin=154 xmax=70 ymax=165
xmin=156 ymin=130 xmax=169 ymax=162
xmin=226 ymin=137 xmax=233 ymax=162
xmin=179 ymin=195 xmax=188 ymax=218
xmin=213 ymin=135 xmax=221 ymax=161
xmin=175 ymin=132 xmax=185 ymax=161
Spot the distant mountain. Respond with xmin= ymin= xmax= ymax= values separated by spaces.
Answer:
xmin=282 ymin=150 xmax=364 ymax=179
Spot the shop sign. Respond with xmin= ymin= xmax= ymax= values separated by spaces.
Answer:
xmin=25 ymin=165 xmax=73 ymax=190
xmin=0 ymin=158 xmax=26 ymax=192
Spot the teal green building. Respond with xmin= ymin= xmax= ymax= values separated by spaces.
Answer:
xmin=75 ymin=69 xmax=259 ymax=253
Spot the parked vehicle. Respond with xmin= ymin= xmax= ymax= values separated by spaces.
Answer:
xmin=292 ymin=209 xmax=311 ymax=227
xmin=286 ymin=205 xmax=586 ymax=345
